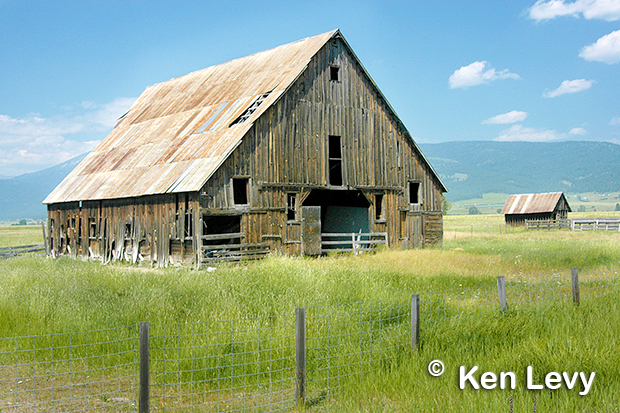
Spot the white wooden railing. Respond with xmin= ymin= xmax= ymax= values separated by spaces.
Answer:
xmin=321 ymin=232 xmax=388 ymax=255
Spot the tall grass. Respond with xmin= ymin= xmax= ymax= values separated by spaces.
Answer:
xmin=0 ymin=221 xmax=619 ymax=411
xmin=1 ymin=222 xmax=618 ymax=336
xmin=322 ymin=288 xmax=620 ymax=412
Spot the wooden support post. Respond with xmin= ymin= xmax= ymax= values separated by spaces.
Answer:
xmin=497 ymin=276 xmax=507 ymax=312
xmin=42 ymin=221 xmax=50 ymax=257
xmin=295 ymin=307 xmax=306 ymax=409
xmin=571 ymin=268 xmax=580 ymax=306
xmin=139 ymin=322 xmax=150 ymax=413
xmin=411 ymin=294 xmax=420 ymax=351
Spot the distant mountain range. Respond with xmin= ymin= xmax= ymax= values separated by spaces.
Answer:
xmin=1 ymin=141 xmax=619 ymax=221
xmin=419 ymin=141 xmax=620 ymax=201
xmin=0 ymin=153 xmax=88 ymax=221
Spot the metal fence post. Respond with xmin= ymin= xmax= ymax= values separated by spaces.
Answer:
xmin=295 ymin=308 xmax=306 ymax=409
xmin=411 ymin=294 xmax=420 ymax=351
xmin=139 ymin=322 xmax=150 ymax=413
xmin=571 ymin=268 xmax=580 ymax=306
xmin=497 ymin=276 xmax=507 ymax=312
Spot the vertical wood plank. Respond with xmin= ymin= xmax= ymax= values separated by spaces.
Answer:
xmin=411 ymin=294 xmax=420 ymax=351
xmin=139 ymin=321 xmax=150 ymax=413
xmin=571 ymin=268 xmax=580 ymax=306
xmin=497 ymin=276 xmax=507 ymax=312
xmin=295 ymin=307 xmax=306 ymax=408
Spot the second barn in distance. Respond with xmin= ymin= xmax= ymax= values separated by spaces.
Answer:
xmin=44 ymin=29 xmax=447 ymax=266
xmin=502 ymin=192 xmax=572 ymax=226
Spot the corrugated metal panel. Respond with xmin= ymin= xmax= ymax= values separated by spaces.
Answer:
xmin=501 ymin=192 xmax=564 ymax=215
xmin=44 ymin=30 xmax=338 ymax=204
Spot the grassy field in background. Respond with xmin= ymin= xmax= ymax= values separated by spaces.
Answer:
xmin=1 ymin=219 xmax=619 ymax=411
xmin=0 ymin=224 xmax=44 ymax=248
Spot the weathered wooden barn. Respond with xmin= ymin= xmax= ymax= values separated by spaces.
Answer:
xmin=44 ymin=30 xmax=447 ymax=266
xmin=501 ymin=192 xmax=571 ymax=226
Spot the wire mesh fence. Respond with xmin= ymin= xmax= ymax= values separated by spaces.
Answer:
xmin=149 ymin=315 xmax=297 ymax=412
xmin=0 ymin=262 xmax=619 ymax=412
xmin=0 ymin=325 xmax=138 ymax=412
xmin=305 ymin=296 xmax=410 ymax=404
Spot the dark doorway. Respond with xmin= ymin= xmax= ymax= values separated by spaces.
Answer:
xmin=303 ymin=189 xmax=370 ymax=233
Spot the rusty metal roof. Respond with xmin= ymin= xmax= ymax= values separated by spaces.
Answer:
xmin=44 ymin=30 xmax=338 ymax=204
xmin=45 ymin=29 xmax=446 ymax=204
xmin=501 ymin=192 xmax=570 ymax=215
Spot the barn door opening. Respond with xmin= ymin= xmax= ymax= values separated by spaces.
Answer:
xmin=303 ymin=189 xmax=370 ymax=234
xmin=202 ymin=215 xmax=242 ymax=245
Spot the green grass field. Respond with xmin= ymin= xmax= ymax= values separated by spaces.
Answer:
xmin=0 ymin=217 xmax=619 ymax=411
xmin=0 ymin=224 xmax=44 ymax=248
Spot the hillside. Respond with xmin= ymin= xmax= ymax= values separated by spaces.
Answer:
xmin=0 ymin=153 xmax=88 ymax=221
xmin=419 ymin=141 xmax=620 ymax=201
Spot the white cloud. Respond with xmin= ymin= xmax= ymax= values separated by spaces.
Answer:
xmin=494 ymin=125 xmax=565 ymax=142
xmin=482 ymin=110 xmax=528 ymax=124
xmin=610 ymin=116 xmax=620 ymax=125
xmin=579 ymin=30 xmax=620 ymax=64
xmin=449 ymin=61 xmax=520 ymax=89
xmin=569 ymin=127 xmax=588 ymax=135
xmin=543 ymin=79 xmax=595 ymax=97
xmin=0 ymin=97 xmax=136 ymax=176
xmin=82 ymin=97 xmax=137 ymax=129
xmin=529 ymin=0 xmax=620 ymax=21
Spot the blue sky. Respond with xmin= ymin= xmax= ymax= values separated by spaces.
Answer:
xmin=1 ymin=0 xmax=619 ymax=176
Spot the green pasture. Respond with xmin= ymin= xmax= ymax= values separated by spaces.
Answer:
xmin=0 ymin=217 xmax=619 ymax=411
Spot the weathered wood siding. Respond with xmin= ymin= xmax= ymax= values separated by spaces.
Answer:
xmin=47 ymin=194 xmax=200 ymax=266
xmin=200 ymin=37 xmax=444 ymax=249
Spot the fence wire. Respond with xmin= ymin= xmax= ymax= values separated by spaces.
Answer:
xmin=305 ymin=296 xmax=410 ymax=404
xmin=149 ymin=314 xmax=296 ymax=412
xmin=0 ymin=325 xmax=138 ymax=412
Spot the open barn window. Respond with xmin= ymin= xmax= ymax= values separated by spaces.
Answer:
xmin=89 ymin=218 xmax=97 ymax=239
xmin=233 ymin=178 xmax=249 ymax=205
xmin=328 ymin=135 xmax=343 ymax=186
xmin=375 ymin=194 xmax=384 ymax=221
xmin=330 ymin=66 xmax=340 ymax=82
xmin=409 ymin=181 xmax=420 ymax=204
xmin=287 ymin=193 xmax=297 ymax=221
xmin=184 ymin=211 xmax=193 ymax=239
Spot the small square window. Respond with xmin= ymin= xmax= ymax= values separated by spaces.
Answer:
xmin=330 ymin=66 xmax=340 ymax=82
